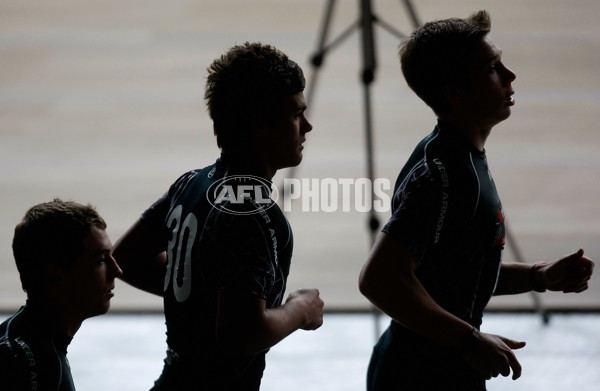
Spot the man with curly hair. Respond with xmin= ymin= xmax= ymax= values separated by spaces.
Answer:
xmin=114 ymin=42 xmax=323 ymax=390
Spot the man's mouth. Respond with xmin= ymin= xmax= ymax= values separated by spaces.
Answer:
xmin=506 ymin=91 xmax=515 ymax=106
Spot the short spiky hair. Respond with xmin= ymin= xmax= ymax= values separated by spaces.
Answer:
xmin=204 ymin=42 xmax=305 ymax=154
xmin=12 ymin=198 xmax=107 ymax=296
xmin=399 ymin=10 xmax=491 ymax=116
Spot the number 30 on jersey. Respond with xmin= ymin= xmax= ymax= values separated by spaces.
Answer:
xmin=164 ymin=205 xmax=198 ymax=302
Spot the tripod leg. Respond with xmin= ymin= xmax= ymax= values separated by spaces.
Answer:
xmin=306 ymin=0 xmax=336 ymax=107
xmin=401 ymin=0 xmax=421 ymax=28
xmin=284 ymin=0 xmax=336 ymax=197
xmin=358 ymin=0 xmax=379 ymax=244
xmin=358 ymin=0 xmax=383 ymax=339
xmin=362 ymin=79 xmax=384 ymax=340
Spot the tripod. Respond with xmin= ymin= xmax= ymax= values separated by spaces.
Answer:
xmin=288 ymin=0 xmax=420 ymax=246
xmin=287 ymin=0 xmax=548 ymax=334
xmin=283 ymin=0 xmax=420 ymax=339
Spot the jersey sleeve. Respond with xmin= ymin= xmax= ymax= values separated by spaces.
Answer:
xmin=382 ymin=161 xmax=438 ymax=259
xmin=383 ymin=156 xmax=490 ymax=312
xmin=383 ymin=158 xmax=477 ymax=261
xmin=204 ymin=209 xmax=277 ymax=301
xmin=140 ymin=171 xmax=199 ymax=249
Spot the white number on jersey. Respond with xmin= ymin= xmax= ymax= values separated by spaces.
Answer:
xmin=164 ymin=205 xmax=198 ymax=302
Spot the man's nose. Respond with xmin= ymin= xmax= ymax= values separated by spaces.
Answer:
xmin=108 ymin=255 xmax=123 ymax=279
xmin=303 ymin=115 xmax=313 ymax=134
xmin=502 ymin=64 xmax=516 ymax=84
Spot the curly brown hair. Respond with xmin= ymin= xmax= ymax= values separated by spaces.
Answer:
xmin=204 ymin=42 xmax=305 ymax=154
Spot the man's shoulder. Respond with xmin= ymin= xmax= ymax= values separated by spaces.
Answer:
xmin=0 ymin=324 xmax=38 ymax=358
xmin=0 ymin=334 xmax=62 ymax=391
xmin=0 ymin=334 xmax=15 ymax=356
xmin=162 ymin=162 xmax=224 ymax=211
xmin=0 ymin=332 xmax=33 ymax=381
xmin=0 ymin=335 xmax=25 ymax=362
xmin=172 ymin=164 xmax=217 ymax=193
xmin=0 ymin=309 xmax=25 ymax=342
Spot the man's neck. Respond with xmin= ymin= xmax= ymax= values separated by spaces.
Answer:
xmin=438 ymin=115 xmax=491 ymax=152
xmin=222 ymin=153 xmax=276 ymax=181
xmin=27 ymin=298 xmax=82 ymax=337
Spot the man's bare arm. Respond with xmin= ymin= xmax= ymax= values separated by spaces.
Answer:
xmin=495 ymin=249 xmax=594 ymax=295
xmin=112 ymin=219 xmax=166 ymax=297
xmin=359 ymin=232 xmax=525 ymax=380
xmin=215 ymin=288 xmax=323 ymax=356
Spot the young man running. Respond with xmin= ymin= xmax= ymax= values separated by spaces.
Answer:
xmin=113 ymin=42 xmax=323 ymax=390
xmin=359 ymin=10 xmax=594 ymax=391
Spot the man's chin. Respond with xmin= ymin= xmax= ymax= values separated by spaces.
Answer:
xmin=278 ymin=156 xmax=303 ymax=171
xmin=95 ymin=301 xmax=112 ymax=316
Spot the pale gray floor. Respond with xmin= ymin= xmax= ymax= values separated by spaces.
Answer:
xmin=1 ymin=312 xmax=598 ymax=391
xmin=1 ymin=1 xmax=599 ymax=309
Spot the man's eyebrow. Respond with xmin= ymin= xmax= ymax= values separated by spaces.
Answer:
xmin=479 ymin=52 xmax=501 ymax=69
xmin=488 ymin=49 xmax=503 ymax=62
xmin=94 ymin=248 xmax=112 ymax=256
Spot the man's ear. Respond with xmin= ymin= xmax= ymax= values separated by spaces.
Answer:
xmin=442 ymin=83 xmax=466 ymax=112
xmin=251 ymin=112 xmax=269 ymax=137
xmin=253 ymin=115 xmax=277 ymax=152
xmin=43 ymin=264 xmax=66 ymax=291
xmin=242 ymin=112 xmax=258 ymax=139
xmin=443 ymin=83 xmax=463 ymax=100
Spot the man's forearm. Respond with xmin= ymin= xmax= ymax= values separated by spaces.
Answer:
xmin=117 ymin=252 xmax=166 ymax=296
xmin=494 ymin=263 xmax=538 ymax=295
xmin=245 ymin=300 xmax=311 ymax=354
xmin=216 ymin=290 xmax=323 ymax=356
xmin=359 ymin=235 xmax=473 ymax=350
xmin=361 ymin=267 xmax=474 ymax=350
xmin=112 ymin=219 xmax=166 ymax=297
